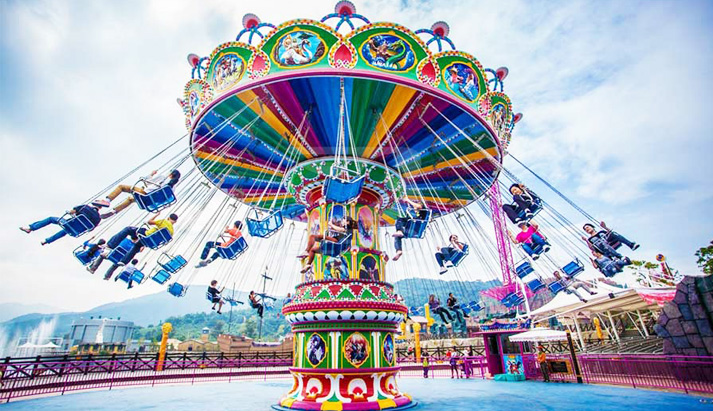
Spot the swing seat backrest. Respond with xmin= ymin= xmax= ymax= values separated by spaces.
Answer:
xmin=320 ymin=233 xmax=353 ymax=257
xmin=140 ymin=227 xmax=172 ymax=250
xmin=133 ymin=185 xmax=176 ymax=213
xmin=216 ymin=236 xmax=248 ymax=260
xmin=403 ymin=209 xmax=432 ymax=239
xmin=548 ymin=280 xmax=566 ymax=294
xmin=167 ymin=282 xmax=186 ymax=297
xmin=116 ymin=270 xmax=132 ymax=283
xmin=527 ymin=278 xmax=545 ymax=292
xmin=205 ymin=291 xmax=216 ymax=302
xmin=322 ymin=175 xmax=365 ymax=204
xmin=107 ymin=246 xmax=130 ymax=265
xmin=501 ymin=292 xmax=518 ymax=307
xmin=73 ymin=246 xmax=99 ymax=266
xmin=515 ymin=261 xmax=534 ymax=278
xmin=60 ymin=213 xmax=96 ymax=237
xmin=246 ymin=209 xmax=284 ymax=238
xmin=467 ymin=301 xmax=483 ymax=312
xmin=562 ymin=259 xmax=584 ymax=277
xmin=151 ymin=268 xmax=171 ymax=285
xmin=409 ymin=306 xmax=423 ymax=316
xmin=449 ymin=244 xmax=469 ymax=266
xmin=158 ymin=253 xmax=187 ymax=273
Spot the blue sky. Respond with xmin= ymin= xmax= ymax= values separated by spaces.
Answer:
xmin=0 ymin=0 xmax=711 ymax=311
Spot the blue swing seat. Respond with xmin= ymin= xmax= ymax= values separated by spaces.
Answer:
xmin=139 ymin=227 xmax=172 ymax=250
xmin=548 ymin=280 xmax=566 ymax=294
xmin=158 ymin=253 xmax=187 ymax=273
xmin=501 ymin=292 xmax=525 ymax=308
xmin=527 ymin=278 xmax=545 ymax=292
xmin=323 ymin=175 xmax=365 ymax=204
xmin=151 ymin=268 xmax=171 ymax=285
xmin=59 ymin=214 xmax=96 ymax=237
xmin=466 ymin=301 xmax=483 ymax=312
xmin=562 ymin=259 xmax=585 ymax=277
xmin=403 ymin=209 xmax=432 ymax=239
xmin=409 ymin=306 xmax=423 ymax=316
xmin=133 ymin=185 xmax=176 ymax=213
xmin=73 ymin=245 xmax=100 ymax=266
xmin=107 ymin=246 xmax=130 ymax=265
xmin=515 ymin=261 xmax=535 ymax=278
xmin=116 ymin=269 xmax=145 ymax=285
xmin=247 ymin=209 xmax=284 ymax=238
xmin=216 ymin=237 xmax=248 ymax=260
xmin=320 ymin=233 xmax=353 ymax=257
xmin=167 ymin=282 xmax=186 ymax=297
xmin=448 ymin=244 xmax=469 ymax=267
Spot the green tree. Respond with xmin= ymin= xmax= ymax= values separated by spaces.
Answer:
xmin=696 ymin=240 xmax=713 ymax=275
xmin=244 ymin=317 xmax=257 ymax=339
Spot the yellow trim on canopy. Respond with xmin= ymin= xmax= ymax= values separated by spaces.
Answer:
xmin=362 ymin=86 xmax=418 ymax=159
xmin=403 ymin=146 xmax=499 ymax=178
xmin=194 ymin=150 xmax=284 ymax=177
xmin=241 ymin=194 xmax=291 ymax=204
xmin=235 ymin=91 xmax=313 ymax=159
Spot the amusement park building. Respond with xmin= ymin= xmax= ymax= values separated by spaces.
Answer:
xmin=68 ymin=317 xmax=135 ymax=353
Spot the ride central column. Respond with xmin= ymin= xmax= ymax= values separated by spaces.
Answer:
xmin=277 ymin=159 xmax=415 ymax=411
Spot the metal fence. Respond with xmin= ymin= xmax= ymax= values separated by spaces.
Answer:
xmin=1 ymin=352 xmax=711 ymax=403
xmin=524 ymin=353 xmax=713 ymax=395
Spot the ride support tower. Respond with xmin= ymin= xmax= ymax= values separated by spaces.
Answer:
xmin=181 ymin=2 xmax=519 ymax=409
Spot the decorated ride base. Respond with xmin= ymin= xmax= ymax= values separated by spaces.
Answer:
xmin=276 ymin=280 xmax=414 ymax=410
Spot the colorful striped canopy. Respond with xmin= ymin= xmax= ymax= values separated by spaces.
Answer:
xmin=191 ymin=71 xmax=501 ymax=222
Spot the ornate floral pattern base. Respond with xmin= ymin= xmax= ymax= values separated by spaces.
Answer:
xmin=276 ymin=279 xmax=413 ymax=410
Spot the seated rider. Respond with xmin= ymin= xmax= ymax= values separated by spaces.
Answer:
xmin=435 ymin=235 xmax=466 ymax=275
xmin=20 ymin=202 xmax=106 ymax=245
xmin=552 ymin=270 xmax=594 ymax=303
xmin=502 ymin=183 xmax=540 ymax=225
xmin=583 ymin=221 xmax=639 ymax=258
xmin=284 ymin=293 xmax=293 ymax=305
xmin=88 ymin=233 xmax=138 ymax=274
xmin=299 ymin=216 xmax=357 ymax=274
xmin=447 ymin=292 xmax=469 ymax=322
xmin=392 ymin=198 xmax=429 ymax=261
xmin=428 ymin=294 xmax=453 ymax=324
xmin=76 ymin=238 xmax=107 ymax=262
xmin=508 ymin=222 xmax=550 ymax=260
xmin=109 ymin=212 xmax=178 ymax=245
xmin=196 ymin=221 xmax=244 ymax=268
xmin=94 ymin=169 xmax=181 ymax=216
xmin=116 ymin=259 xmax=146 ymax=289
xmin=207 ymin=280 xmax=225 ymax=314
xmin=249 ymin=291 xmax=264 ymax=318
xmin=590 ymin=250 xmax=632 ymax=278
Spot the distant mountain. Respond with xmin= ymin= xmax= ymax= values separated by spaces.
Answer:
xmin=0 ymin=302 xmax=65 ymax=323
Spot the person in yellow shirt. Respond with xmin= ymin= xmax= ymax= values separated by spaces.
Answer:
xmin=143 ymin=213 xmax=178 ymax=236
xmin=422 ymin=356 xmax=430 ymax=378
xmin=537 ymin=345 xmax=550 ymax=382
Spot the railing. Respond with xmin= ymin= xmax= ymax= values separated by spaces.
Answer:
xmin=524 ymin=353 xmax=713 ymax=395
xmin=0 ymin=354 xmax=487 ymax=403
xmin=2 ymin=352 xmax=711 ymax=403
xmin=0 ymin=358 xmax=292 ymax=403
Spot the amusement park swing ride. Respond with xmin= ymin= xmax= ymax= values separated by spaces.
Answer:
xmin=18 ymin=2 xmax=678 ymax=410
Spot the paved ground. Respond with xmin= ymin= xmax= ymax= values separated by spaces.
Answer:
xmin=3 ymin=377 xmax=709 ymax=410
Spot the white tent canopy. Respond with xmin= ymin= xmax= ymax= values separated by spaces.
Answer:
xmin=509 ymin=328 xmax=568 ymax=343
